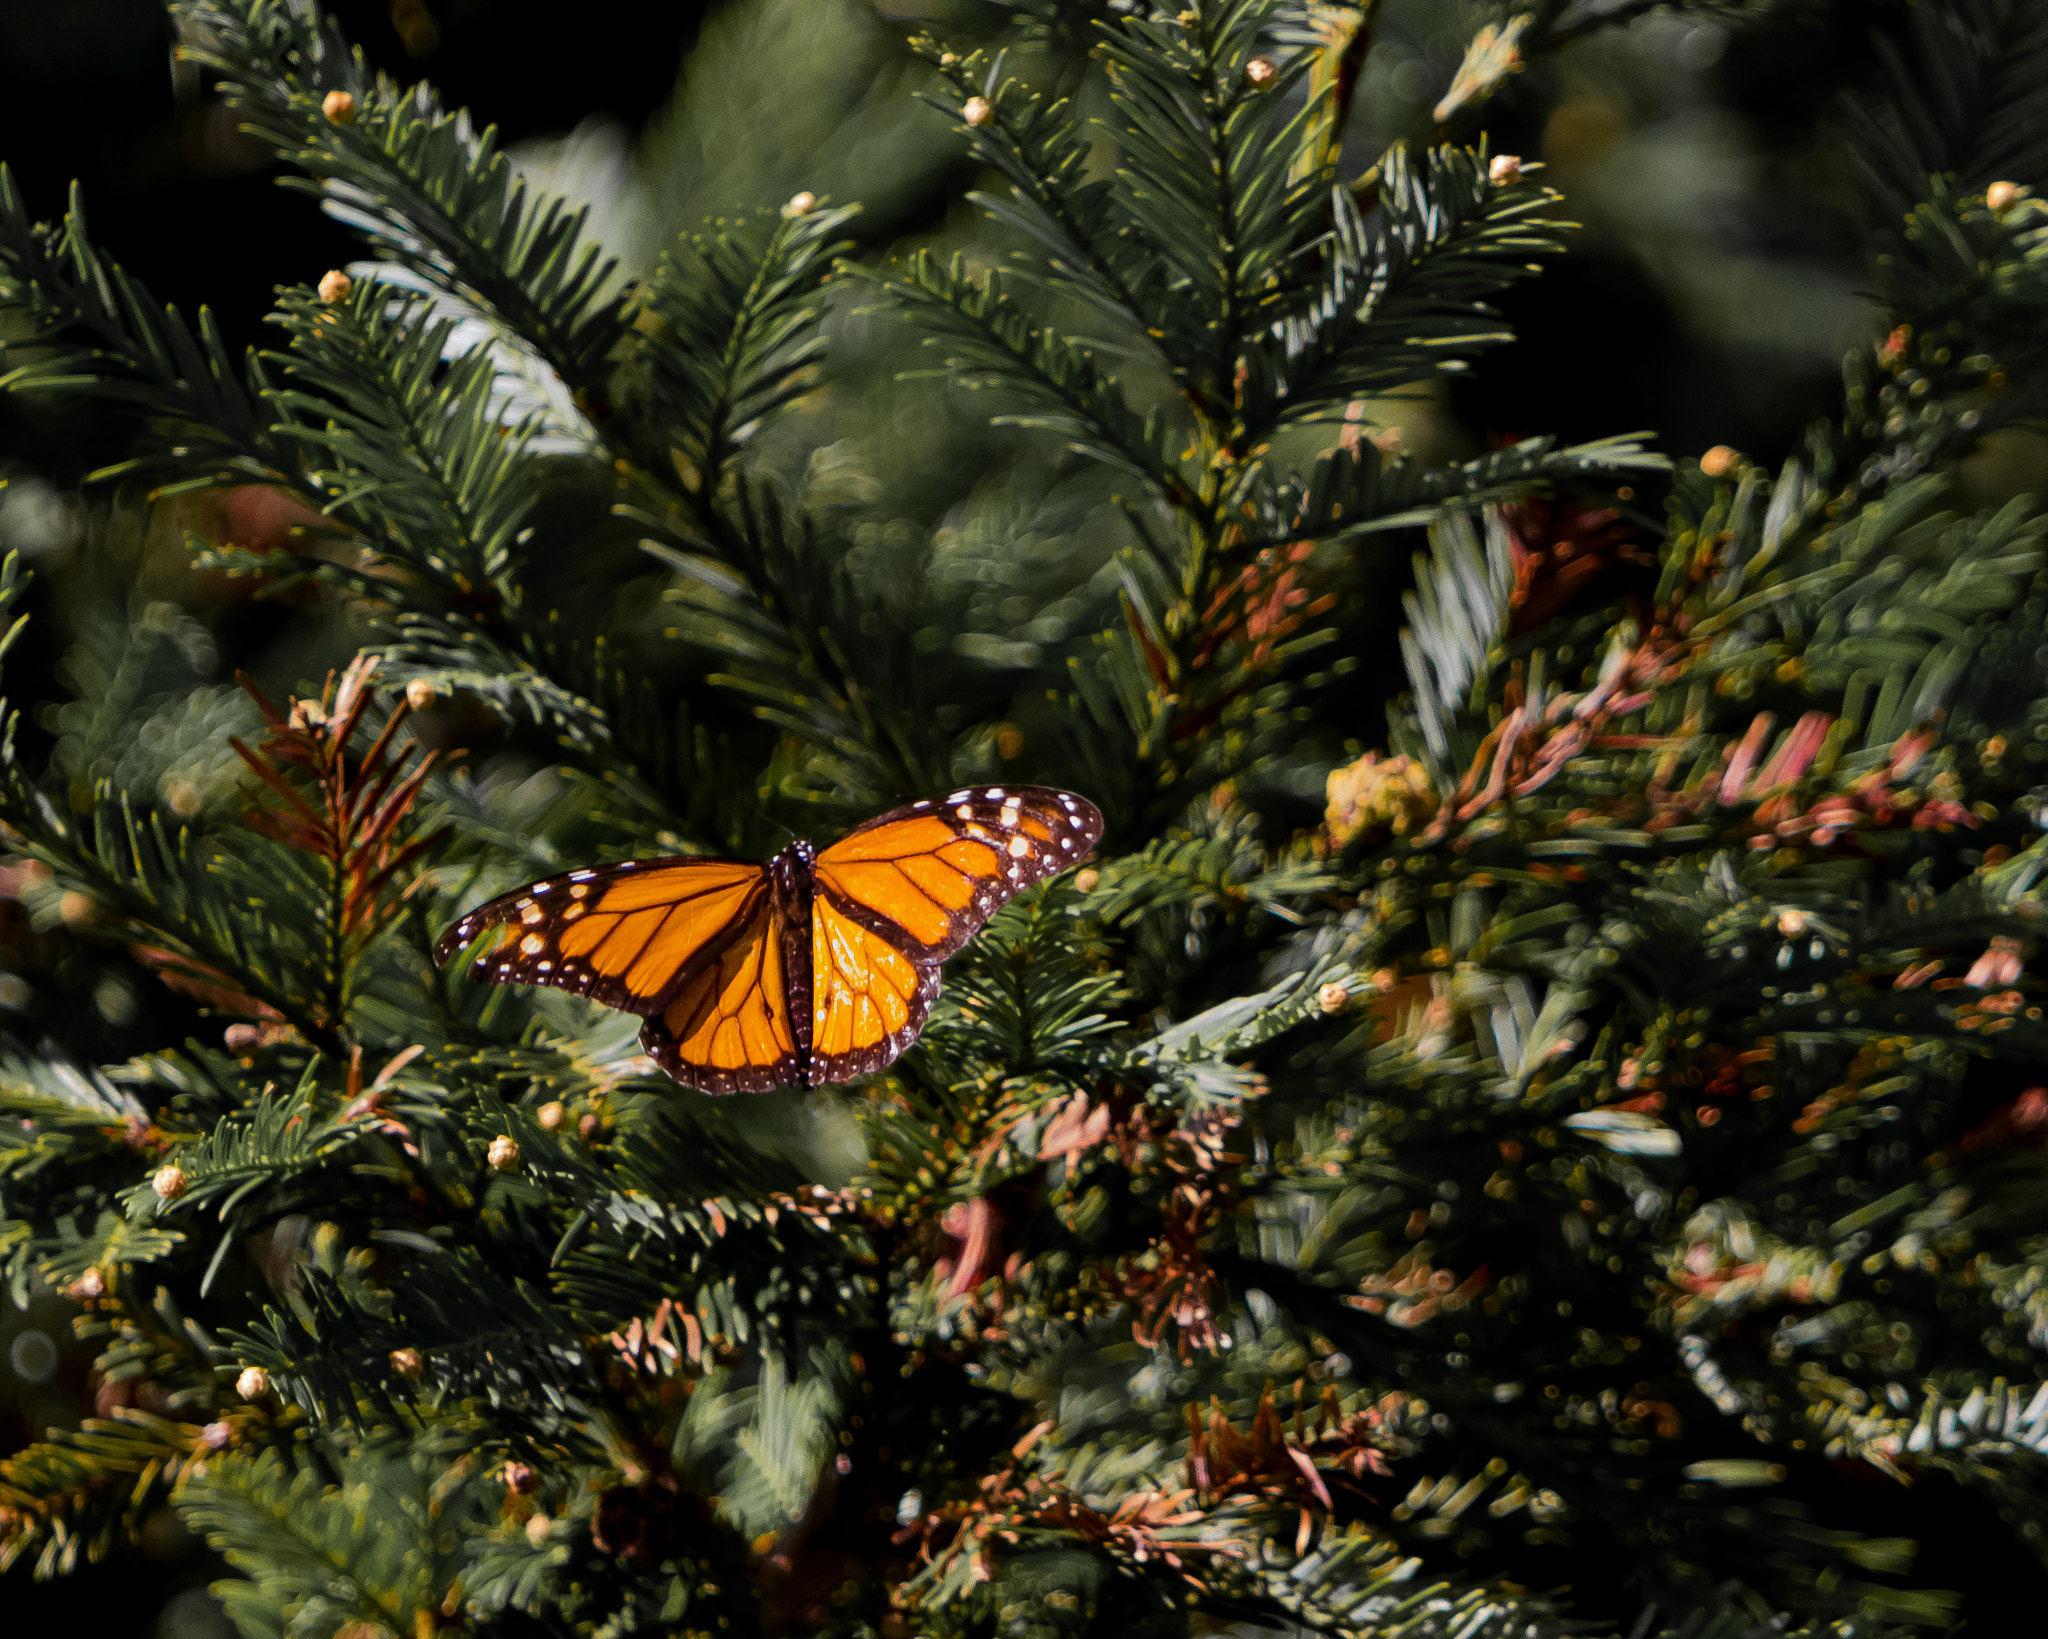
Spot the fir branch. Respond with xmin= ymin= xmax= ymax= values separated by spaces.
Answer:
xmin=264 ymin=280 xmax=551 ymax=608
xmin=180 ymin=1439 xmax=494 ymax=1639
xmin=631 ymin=200 xmax=859 ymax=513
xmin=1092 ymin=0 xmax=1332 ymax=411
xmin=174 ymin=0 xmax=628 ymax=396
xmin=912 ymin=41 xmax=1157 ymax=330
xmin=1262 ymin=432 xmax=1665 ymax=550
xmin=1257 ymin=146 xmax=1569 ymax=429
xmin=0 ymin=171 xmax=294 ymax=492
xmin=1840 ymin=0 xmax=2048 ymax=223
xmin=871 ymin=251 xmax=1197 ymax=508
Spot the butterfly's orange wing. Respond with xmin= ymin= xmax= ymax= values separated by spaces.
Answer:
xmin=637 ymin=893 xmax=808 ymax=1094
xmin=432 ymin=857 xmax=768 ymax=1016
xmin=805 ymin=785 xmax=1102 ymax=1082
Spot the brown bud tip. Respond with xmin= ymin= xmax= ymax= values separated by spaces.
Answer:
xmin=781 ymin=190 xmax=817 ymax=219
xmin=322 ymin=90 xmax=357 ymax=124
xmin=1245 ymin=56 xmax=1278 ymax=86
xmin=578 ymin=1112 xmax=601 ymax=1139
xmin=536 ymin=1101 xmax=567 ymax=1132
xmin=962 ymin=96 xmax=993 ymax=126
xmin=389 ymin=1347 xmax=424 ymax=1377
xmin=317 ymin=269 xmax=354 ymax=305
xmin=152 ymin=1164 xmax=189 ymax=1201
xmin=1316 ymin=981 xmax=1351 ymax=1016
xmin=1775 ymin=909 xmax=1808 ymax=938
xmin=236 ymin=1366 xmax=270 ymax=1401
xmin=198 ymin=1420 xmax=233 ymax=1452
xmin=1488 ymin=153 xmax=1523 ymax=185
xmin=1699 ymin=445 xmax=1739 ymax=479
xmin=224 ymin=1023 xmax=263 ymax=1052
xmin=58 ymin=891 xmax=94 ymax=927
xmin=68 ymin=1269 xmax=105 ymax=1300
xmin=487 ymin=1134 xmax=521 ymax=1172
xmin=404 ymin=677 xmax=437 ymax=711
xmin=503 ymin=1460 xmax=539 ymax=1494
xmin=1072 ymin=867 xmax=1100 ymax=894
xmin=1987 ymin=180 xmax=2024 ymax=212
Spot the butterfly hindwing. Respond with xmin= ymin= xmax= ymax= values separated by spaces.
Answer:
xmin=807 ymin=892 xmax=942 ymax=1084
xmin=638 ymin=894 xmax=808 ymax=1095
xmin=432 ymin=857 xmax=768 ymax=1016
xmin=811 ymin=785 xmax=1103 ymax=965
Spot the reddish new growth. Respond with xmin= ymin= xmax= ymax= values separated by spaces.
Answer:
xmin=1498 ymin=495 xmax=1647 ymax=636
xmin=1419 ymin=516 xmax=1971 ymax=851
xmin=895 ymin=1423 xmax=1238 ymax=1593
xmin=229 ymin=655 xmax=444 ymax=1040
xmin=1124 ymin=533 xmax=1334 ymax=746
xmin=1185 ymin=1386 xmax=1400 ymax=1555
xmin=1117 ymin=1105 xmax=1243 ymax=1358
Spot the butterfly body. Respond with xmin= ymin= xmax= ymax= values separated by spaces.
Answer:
xmin=435 ymin=786 xmax=1102 ymax=1094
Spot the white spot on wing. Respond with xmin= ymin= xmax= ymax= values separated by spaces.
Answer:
xmin=956 ymin=804 xmax=974 ymax=819
xmin=986 ymin=787 xmax=1006 ymax=799
xmin=570 ymin=870 xmax=596 ymax=881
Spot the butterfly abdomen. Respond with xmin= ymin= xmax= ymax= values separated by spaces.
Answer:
xmin=771 ymin=840 xmax=819 ymax=1082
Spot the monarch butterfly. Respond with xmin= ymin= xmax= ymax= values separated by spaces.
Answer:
xmin=433 ymin=786 xmax=1104 ymax=1093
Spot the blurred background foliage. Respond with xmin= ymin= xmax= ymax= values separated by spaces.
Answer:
xmin=3 ymin=0 xmax=2044 ymax=1632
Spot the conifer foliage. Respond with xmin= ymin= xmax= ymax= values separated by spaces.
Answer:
xmin=2 ymin=1 xmax=2047 ymax=1636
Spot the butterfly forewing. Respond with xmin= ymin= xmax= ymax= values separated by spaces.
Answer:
xmin=811 ymin=785 xmax=1103 ymax=965
xmin=432 ymin=857 xmax=767 ymax=1016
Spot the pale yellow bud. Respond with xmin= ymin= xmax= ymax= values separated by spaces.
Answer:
xmin=152 ymin=1164 xmax=188 ymax=1201
xmin=404 ymin=678 xmax=437 ymax=711
xmin=1699 ymin=445 xmax=1739 ymax=479
xmin=487 ymin=1134 xmax=521 ymax=1172
xmin=962 ymin=96 xmax=992 ymax=126
xmin=236 ymin=1366 xmax=270 ymax=1400
xmin=317 ymin=269 xmax=353 ymax=305
xmin=536 ymin=1101 xmax=567 ymax=1132
xmin=781 ymin=191 xmax=817 ymax=219
xmin=321 ymin=90 xmax=357 ymax=124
